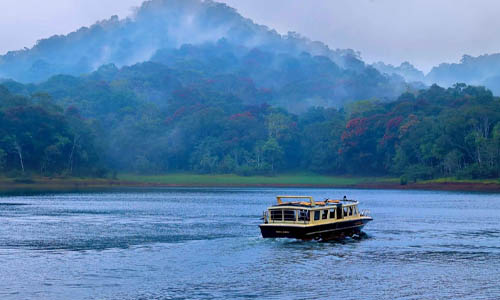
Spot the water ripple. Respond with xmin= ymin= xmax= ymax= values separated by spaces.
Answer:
xmin=0 ymin=187 xmax=499 ymax=300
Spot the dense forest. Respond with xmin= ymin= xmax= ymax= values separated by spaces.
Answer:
xmin=1 ymin=81 xmax=499 ymax=181
xmin=0 ymin=86 xmax=100 ymax=177
xmin=1 ymin=0 xmax=499 ymax=182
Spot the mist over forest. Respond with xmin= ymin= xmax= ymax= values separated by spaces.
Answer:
xmin=1 ymin=0 xmax=500 ymax=181
xmin=372 ymin=54 xmax=500 ymax=95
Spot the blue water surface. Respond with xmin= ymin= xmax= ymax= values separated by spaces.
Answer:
xmin=0 ymin=187 xmax=499 ymax=299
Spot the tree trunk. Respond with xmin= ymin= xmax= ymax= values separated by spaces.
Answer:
xmin=14 ymin=140 xmax=24 ymax=174
xmin=68 ymin=135 xmax=79 ymax=175
xmin=483 ymin=116 xmax=490 ymax=138
xmin=476 ymin=142 xmax=482 ymax=165
xmin=256 ymin=149 xmax=261 ymax=168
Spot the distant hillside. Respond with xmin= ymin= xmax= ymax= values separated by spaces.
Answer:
xmin=372 ymin=61 xmax=425 ymax=83
xmin=2 ymin=41 xmax=410 ymax=113
xmin=0 ymin=0 xmax=362 ymax=83
xmin=426 ymin=54 xmax=500 ymax=94
xmin=4 ymin=0 xmax=500 ymax=101
xmin=0 ymin=0 xmax=415 ymax=109
xmin=372 ymin=54 xmax=500 ymax=95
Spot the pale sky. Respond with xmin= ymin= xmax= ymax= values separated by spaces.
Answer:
xmin=1 ymin=0 xmax=499 ymax=73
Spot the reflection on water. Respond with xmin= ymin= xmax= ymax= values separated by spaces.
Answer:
xmin=0 ymin=187 xmax=499 ymax=299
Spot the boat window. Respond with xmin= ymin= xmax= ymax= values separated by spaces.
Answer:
xmin=298 ymin=210 xmax=309 ymax=221
xmin=314 ymin=210 xmax=321 ymax=221
xmin=283 ymin=210 xmax=296 ymax=221
xmin=329 ymin=208 xmax=336 ymax=219
xmin=270 ymin=210 xmax=283 ymax=221
xmin=322 ymin=210 xmax=328 ymax=220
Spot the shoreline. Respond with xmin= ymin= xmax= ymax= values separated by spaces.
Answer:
xmin=1 ymin=175 xmax=500 ymax=193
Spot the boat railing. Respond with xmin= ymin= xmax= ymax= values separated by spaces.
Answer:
xmin=277 ymin=195 xmax=315 ymax=206
xmin=360 ymin=209 xmax=371 ymax=217
xmin=275 ymin=196 xmax=361 ymax=207
xmin=262 ymin=211 xmax=269 ymax=224
xmin=341 ymin=199 xmax=358 ymax=203
xmin=268 ymin=219 xmax=309 ymax=225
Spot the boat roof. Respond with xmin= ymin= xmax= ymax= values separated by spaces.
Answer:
xmin=271 ymin=195 xmax=358 ymax=208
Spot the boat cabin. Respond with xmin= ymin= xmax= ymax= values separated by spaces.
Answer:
xmin=263 ymin=196 xmax=362 ymax=225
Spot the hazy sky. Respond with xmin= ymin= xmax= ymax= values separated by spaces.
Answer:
xmin=1 ymin=0 xmax=499 ymax=73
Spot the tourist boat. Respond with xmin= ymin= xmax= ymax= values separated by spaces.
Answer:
xmin=259 ymin=196 xmax=372 ymax=241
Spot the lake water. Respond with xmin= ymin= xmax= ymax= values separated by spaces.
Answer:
xmin=0 ymin=187 xmax=499 ymax=300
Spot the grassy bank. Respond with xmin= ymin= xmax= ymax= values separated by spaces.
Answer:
xmin=118 ymin=173 xmax=398 ymax=186
xmin=1 ymin=173 xmax=499 ymax=192
xmin=419 ymin=177 xmax=500 ymax=184
xmin=0 ymin=176 xmax=121 ymax=192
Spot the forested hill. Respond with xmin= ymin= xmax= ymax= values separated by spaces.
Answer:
xmin=0 ymin=0 xmax=412 ymax=108
xmin=1 ymin=0 xmax=499 ymax=181
xmin=426 ymin=54 xmax=500 ymax=95
xmin=371 ymin=61 xmax=425 ymax=83
xmin=1 ymin=81 xmax=499 ymax=181
xmin=1 ymin=0 xmax=361 ymax=82
xmin=0 ymin=0 xmax=377 ymax=83
xmin=2 ymin=41 xmax=411 ymax=113
xmin=373 ymin=54 xmax=500 ymax=96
